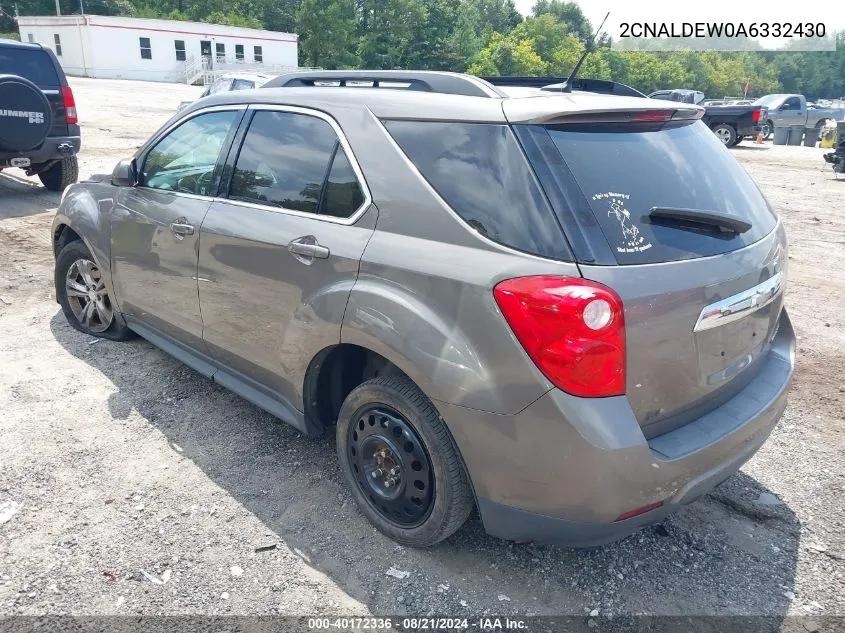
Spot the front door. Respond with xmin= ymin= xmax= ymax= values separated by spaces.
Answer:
xmin=110 ymin=108 xmax=242 ymax=350
xmin=197 ymin=106 xmax=375 ymax=408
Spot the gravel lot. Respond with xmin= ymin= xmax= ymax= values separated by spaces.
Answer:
xmin=0 ymin=77 xmax=843 ymax=621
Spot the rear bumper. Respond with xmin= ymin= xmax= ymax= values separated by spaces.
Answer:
xmin=0 ymin=135 xmax=81 ymax=166
xmin=441 ymin=310 xmax=795 ymax=546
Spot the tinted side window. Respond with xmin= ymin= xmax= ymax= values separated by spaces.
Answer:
xmin=231 ymin=79 xmax=255 ymax=91
xmin=229 ymin=110 xmax=338 ymax=213
xmin=321 ymin=147 xmax=365 ymax=218
xmin=384 ymin=121 xmax=569 ymax=260
xmin=783 ymin=96 xmax=801 ymax=110
xmin=141 ymin=110 xmax=238 ymax=194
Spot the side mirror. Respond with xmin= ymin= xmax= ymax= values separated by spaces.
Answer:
xmin=112 ymin=158 xmax=137 ymax=187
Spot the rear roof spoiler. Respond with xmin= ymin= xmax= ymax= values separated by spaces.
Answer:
xmin=480 ymin=76 xmax=646 ymax=98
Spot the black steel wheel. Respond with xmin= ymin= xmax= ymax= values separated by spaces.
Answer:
xmin=336 ymin=376 xmax=474 ymax=547
xmin=347 ymin=405 xmax=434 ymax=527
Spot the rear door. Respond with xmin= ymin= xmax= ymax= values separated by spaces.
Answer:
xmin=197 ymin=105 xmax=375 ymax=408
xmin=514 ymin=116 xmax=786 ymax=436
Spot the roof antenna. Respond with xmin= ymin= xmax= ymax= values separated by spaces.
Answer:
xmin=561 ymin=11 xmax=610 ymax=93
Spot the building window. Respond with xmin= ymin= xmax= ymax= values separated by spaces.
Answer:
xmin=54 ymin=34 xmax=62 ymax=57
xmin=253 ymin=46 xmax=262 ymax=63
xmin=140 ymin=37 xmax=152 ymax=60
xmin=27 ymin=33 xmax=34 ymax=43
xmin=174 ymin=40 xmax=186 ymax=61
xmin=215 ymin=43 xmax=225 ymax=60
xmin=235 ymin=44 xmax=244 ymax=61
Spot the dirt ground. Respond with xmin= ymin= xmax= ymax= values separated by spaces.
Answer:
xmin=0 ymin=77 xmax=843 ymax=621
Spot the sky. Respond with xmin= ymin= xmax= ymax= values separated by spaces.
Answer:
xmin=513 ymin=0 xmax=845 ymax=49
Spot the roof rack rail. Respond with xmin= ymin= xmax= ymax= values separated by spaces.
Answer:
xmin=263 ymin=70 xmax=506 ymax=98
xmin=481 ymin=76 xmax=646 ymax=98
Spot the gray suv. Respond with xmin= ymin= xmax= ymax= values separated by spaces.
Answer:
xmin=52 ymin=71 xmax=794 ymax=548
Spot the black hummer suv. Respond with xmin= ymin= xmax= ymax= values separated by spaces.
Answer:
xmin=0 ymin=38 xmax=80 ymax=191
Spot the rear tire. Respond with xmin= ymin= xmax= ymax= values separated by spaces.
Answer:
xmin=712 ymin=124 xmax=737 ymax=147
xmin=38 ymin=156 xmax=78 ymax=192
xmin=336 ymin=376 xmax=474 ymax=547
xmin=55 ymin=240 xmax=133 ymax=341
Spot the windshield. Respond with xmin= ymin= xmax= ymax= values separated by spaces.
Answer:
xmin=753 ymin=95 xmax=784 ymax=108
xmin=532 ymin=120 xmax=777 ymax=265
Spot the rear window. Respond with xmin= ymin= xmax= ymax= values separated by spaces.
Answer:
xmin=384 ymin=121 xmax=570 ymax=261
xmin=534 ymin=120 xmax=777 ymax=265
xmin=0 ymin=47 xmax=60 ymax=87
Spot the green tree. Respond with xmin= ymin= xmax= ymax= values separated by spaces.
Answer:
xmin=296 ymin=0 xmax=359 ymax=68
xmin=468 ymin=31 xmax=547 ymax=75
xmin=531 ymin=0 xmax=591 ymax=43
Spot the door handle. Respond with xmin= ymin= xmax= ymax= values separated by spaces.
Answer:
xmin=170 ymin=222 xmax=195 ymax=236
xmin=288 ymin=236 xmax=330 ymax=261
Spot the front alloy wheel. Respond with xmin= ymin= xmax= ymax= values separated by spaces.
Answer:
xmin=55 ymin=239 xmax=133 ymax=341
xmin=65 ymin=258 xmax=113 ymax=333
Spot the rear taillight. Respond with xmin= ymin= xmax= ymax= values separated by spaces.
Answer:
xmin=493 ymin=276 xmax=626 ymax=398
xmin=752 ymin=108 xmax=761 ymax=123
xmin=61 ymin=85 xmax=77 ymax=124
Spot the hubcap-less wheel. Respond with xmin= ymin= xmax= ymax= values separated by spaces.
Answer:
xmin=65 ymin=258 xmax=113 ymax=333
xmin=348 ymin=405 xmax=434 ymax=527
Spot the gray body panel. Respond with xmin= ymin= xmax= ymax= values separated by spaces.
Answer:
xmin=110 ymin=188 xmax=212 ymax=351
xmin=52 ymin=75 xmax=795 ymax=545
xmin=449 ymin=311 xmax=793 ymax=542
xmin=581 ymin=222 xmax=787 ymax=435
xmin=198 ymin=200 xmax=377 ymax=410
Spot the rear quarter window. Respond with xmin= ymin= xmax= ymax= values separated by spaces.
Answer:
xmin=383 ymin=120 xmax=571 ymax=261
xmin=0 ymin=47 xmax=60 ymax=87
xmin=525 ymin=120 xmax=778 ymax=265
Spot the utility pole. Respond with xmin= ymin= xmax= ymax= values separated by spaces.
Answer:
xmin=55 ymin=0 xmax=60 ymax=15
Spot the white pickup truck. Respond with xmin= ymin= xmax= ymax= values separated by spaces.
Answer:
xmin=754 ymin=94 xmax=845 ymax=139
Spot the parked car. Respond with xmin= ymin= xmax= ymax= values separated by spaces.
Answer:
xmin=52 ymin=70 xmax=793 ymax=548
xmin=701 ymin=101 xmax=768 ymax=146
xmin=0 ymin=38 xmax=80 ymax=190
xmin=754 ymin=94 xmax=845 ymax=140
xmin=176 ymin=72 xmax=272 ymax=112
xmin=649 ymin=88 xmax=765 ymax=145
xmin=648 ymin=89 xmax=705 ymax=104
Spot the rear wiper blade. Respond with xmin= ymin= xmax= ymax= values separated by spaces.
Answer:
xmin=648 ymin=207 xmax=752 ymax=235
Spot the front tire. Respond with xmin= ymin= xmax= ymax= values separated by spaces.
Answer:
xmin=55 ymin=240 xmax=133 ymax=341
xmin=336 ymin=376 xmax=474 ymax=547
xmin=712 ymin=124 xmax=737 ymax=147
xmin=38 ymin=156 xmax=78 ymax=192
xmin=763 ymin=120 xmax=774 ymax=141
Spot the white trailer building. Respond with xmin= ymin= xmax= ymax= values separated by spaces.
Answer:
xmin=16 ymin=15 xmax=298 ymax=83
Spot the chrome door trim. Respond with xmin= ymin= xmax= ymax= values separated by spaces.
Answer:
xmin=694 ymin=272 xmax=782 ymax=333
xmin=219 ymin=103 xmax=373 ymax=226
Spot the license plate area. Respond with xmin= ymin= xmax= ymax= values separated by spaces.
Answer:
xmin=694 ymin=272 xmax=784 ymax=388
